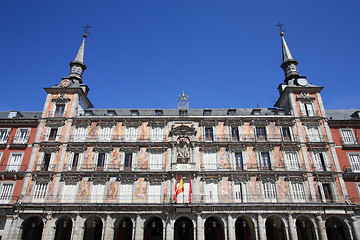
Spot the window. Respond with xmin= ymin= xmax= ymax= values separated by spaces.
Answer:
xmin=124 ymin=153 xmax=132 ymax=171
xmin=148 ymin=182 xmax=162 ymax=203
xmin=42 ymin=153 xmax=51 ymax=171
xmin=119 ymin=182 xmax=133 ymax=203
xmin=341 ymin=129 xmax=357 ymax=145
xmin=7 ymin=153 xmax=23 ymax=172
xmin=48 ymin=128 xmax=58 ymax=141
xmin=14 ymin=128 xmax=29 ymax=143
xmin=107 ymin=110 xmax=116 ymax=116
xmin=235 ymin=152 xmax=243 ymax=170
xmin=233 ymin=183 xmax=243 ymax=203
xmin=54 ymin=104 xmax=65 ymax=116
xmin=33 ymin=182 xmax=48 ymax=201
xmin=73 ymin=126 xmax=88 ymax=141
xmin=71 ymin=153 xmax=80 ymax=171
xmin=262 ymin=182 xmax=276 ymax=201
xmin=228 ymin=109 xmax=236 ymax=115
xmin=319 ymin=183 xmax=334 ymax=202
xmin=290 ymin=182 xmax=305 ymax=201
xmin=282 ymin=127 xmax=292 ymax=141
xmin=149 ymin=152 xmax=163 ymax=170
xmin=98 ymin=126 xmax=113 ymax=141
xmin=348 ymin=154 xmax=360 ymax=172
xmin=260 ymin=152 xmax=271 ymax=170
xmin=150 ymin=127 xmax=164 ymax=142
xmin=124 ymin=127 xmax=139 ymax=142
xmin=299 ymin=101 xmax=315 ymax=117
xmin=91 ymin=183 xmax=104 ymax=203
xmin=97 ymin=153 xmax=106 ymax=169
xmin=62 ymin=183 xmax=77 ymax=202
xmin=285 ymin=152 xmax=300 ymax=170
xmin=155 ymin=110 xmax=163 ymax=116
xmin=231 ymin=127 xmax=239 ymax=141
xmin=0 ymin=128 xmax=10 ymax=144
xmin=0 ymin=183 xmax=14 ymax=203
xmin=307 ymin=126 xmax=321 ymax=142
xmin=204 ymin=127 xmax=214 ymax=141
xmin=203 ymin=152 xmax=217 ymax=170
xmin=206 ymin=182 xmax=218 ymax=203
xmin=203 ymin=110 xmax=212 ymax=116
xmin=130 ymin=110 xmax=139 ymax=116
xmin=179 ymin=110 xmax=187 ymax=116
xmin=256 ymin=127 xmax=267 ymax=140
xmin=313 ymin=152 xmax=327 ymax=171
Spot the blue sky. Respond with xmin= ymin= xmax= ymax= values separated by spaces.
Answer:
xmin=0 ymin=0 xmax=359 ymax=111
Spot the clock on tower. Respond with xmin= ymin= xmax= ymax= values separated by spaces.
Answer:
xmin=177 ymin=92 xmax=189 ymax=110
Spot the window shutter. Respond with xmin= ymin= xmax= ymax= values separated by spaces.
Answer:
xmin=148 ymin=182 xmax=161 ymax=203
xmin=349 ymin=154 xmax=360 ymax=172
xmin=233 ymin=183 xmax=242 ymax=203
xmin=0 ymin=184 xmax=14 ymax=202
xmin=150 ymin=153 xmax=163 ymax=170
xmin=119 ymin=183 xmax=133 ymax=203
xmin=204 ymin=153 xmax=217 ymax=170
xmin=299 ymin=102 xmax=306 ymax=116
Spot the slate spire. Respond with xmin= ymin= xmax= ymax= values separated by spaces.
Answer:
xmin=68 ymin=34 xmax=87 ymax=83
xmin=280 ymin=32 xmax=300 ymax=82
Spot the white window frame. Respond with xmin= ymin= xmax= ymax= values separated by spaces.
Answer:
xmin=37 ymin=152 xmax=57 ymax=171
xmin=32 ymin=182 xmax=49 ymax=202
xmin=203 ymin=152 xmax=217 ymax=170
xmin=52 ymin=103 xmax=67 ymax=117
xmin=317 ymin=182 xmax=336 ymax=202
xmin=262 ymin=181 xmax=277 ymax=202
xmin=13 ymin=128 xmax=30 ymax=144
xmin=203 ymin=126 xmax=214 ymax=142
xmin=284 ymin=151 xmax=300 ymax=170
xmin=98 ymin=126 xmax=113 ymax=141
xmin=150 ymin=127 xmax=164 ymax=142
xmin=290 ymin=182 xmax=306 ymax=202
xmin=0 ymin=128 xmax=10 ymax=144
xmin=45 ymin=126 xmax=62 ymax=141
xmin=299 ymin=101 xmax=316 ymax=117
xmin=348 ymin=153 xmax=360 ymax=172
xmin=124 ymin=126 xmax=139 ymax=142
xmin=306 ymin=126 xmax=322 ymax=142
xmin=7 ymin=152 xmax=24 ymax=172
xmin=149 ymin=152 xmax=164 ymax=171
xmin=62 ymin=182 xmax=78 ymax=203
xmin=0 ymin=182 xmax=15 ymax=203
xmin=233 ymin=182 xmax=244 ymax=203
xmin=340 ymin=128 xmax=357 ymax=145
xmin=312 ymin=151 xmax=329 ymax=171
xmin=73 ymin=126 xmax=88 ymax=141
xmin=66 ymin=152 xmax=83 ymax=171
xmin=94 ymin=152 xmax=108 ymax=170
xmin=148 ymin=181 xmax=162 ymax=203
xmin=281 ymin=126 xmax=294 ymax=141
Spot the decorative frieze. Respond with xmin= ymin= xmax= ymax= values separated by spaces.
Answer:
xmin=45 ymin=120 xmax=65 ymax=127
xmin=123 ymin=120 xmax=142 ymax=128
xmin=51 ymin=93 xmax=70 ymax=103
xmin=39 ymin=146 xmax=60 ymax=153
xmin=148 ymin=121 xmax=167 ymax=128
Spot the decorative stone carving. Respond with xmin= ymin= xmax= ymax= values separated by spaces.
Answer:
xmin=177 ymin=137 xmax=190 ymax=163
xmin=73 ymin=120 xmax=91 ymax=128
xmin=123 ymin=120 xmax=142 ymax=128
xmin=148 ymin=121 xmax=167 ymax=128
xmin=224 ymin=120 xmax=244 ymax=127
xmin=199 ymin=120 xmax=217 ymax=127
xmin=250 ymin=119 xmax=269 ymax=126
xmin=51 ymin=93 xmax=70 ymax=103
xmin=93 ymin=146 xmax=113 ymax=153
xmin=45 ymin=120 xmax=65 ymax=127
xmin=275 ymin=120 xmax=295 ymax=126
xmin=97 ymin=121 xmax=116 ymax=127
xmin=66 ymin=146 xmax=87 ymax=153
xmin=39 ymin=146 xmax=59 ymax=153
xmin=169 ymin=125 xmax=197 ymax=137
xmin=147 ymin=147 xmax=167 ymax=153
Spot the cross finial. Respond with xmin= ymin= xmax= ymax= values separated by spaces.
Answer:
xmin=83 ymin=24 xmax=91 ymax=35
xmin=276 ymin=22 xmax=285 ymax=32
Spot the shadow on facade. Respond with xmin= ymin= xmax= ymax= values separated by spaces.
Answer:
xmin=235 ymin=217 xmax=256 ymax=240
xmin=204 ymin=217 xmax=224 ymax=240
xmin=325 ymin=217 xmax=351 ymax=240
xmin=144 ymin=217 xmax=163 ymax=240
xmin=54 ymin=216 xmax=72 ymax=240
xmin=21 ymin=216 xmax=43 ymax=240
xmin=265 ymin=216 xmax=286 ymax=240
xmin=174 ymin=217 xmax=194 ymax=240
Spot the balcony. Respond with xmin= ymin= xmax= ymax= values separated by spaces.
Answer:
xmin=201 ymin=134 xmax=298 ymax=143
xmin=340 ymin=137 xmax=360 ymax=148
xmin=63 ymin=163 xmax=166 ymax=172
xmin=306 ymin=135 xmax=328 ymax=143
xmin=9 ymin=135 xmax=29 ymax=148
xmin=70 ymin=134 xmax=165 ymax=143
xmin=41 ymin=134 xmax=62 ymax=142
xmin=312 ymin=163 xmax=334 ymax=172
xmin=46 ymin=110 xmax=67 ymax=118
xmin=342 ymin=165 xmax=360 ymax=180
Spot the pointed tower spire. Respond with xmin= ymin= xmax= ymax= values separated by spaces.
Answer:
xmin=68 ymin=33 xmax=87 ymax=83
xmin=280 ymin=31 xmax=300 ymax=82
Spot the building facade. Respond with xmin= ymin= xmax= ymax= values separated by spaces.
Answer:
xmin=1 ymin=32 xmax=360 ymax=240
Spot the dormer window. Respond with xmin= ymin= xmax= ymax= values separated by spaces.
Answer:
xmin=84 ymin=110 xmax=93 ymax=116
xmin=179 ymin=110 xmax=187 ymax=116
xmin=277 ymin=110 xmax=285 ymax=115
xmin=228 ymin=109 xmax=236 ymax=115
xmin=252 ymin=109 xmax=261 ymax=115
xmin=203 ymin=110 xmax=212 ymax=116
xmin=107 ymin=110 xmax=116 ymax=116
xmin=155 ymin=110 xmax=163 ymax=116
xmin=131 ymin=110 xmax=139 ymax=116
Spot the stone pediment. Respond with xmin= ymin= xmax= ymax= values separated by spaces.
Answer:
xmin=169 ymin=125 xmax=197 ymax=136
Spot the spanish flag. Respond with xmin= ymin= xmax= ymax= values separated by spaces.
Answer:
xmin=176 ymin=176 xmax=184 ymax=195
xmin=174 ymin=175 xmax=178 ymax=202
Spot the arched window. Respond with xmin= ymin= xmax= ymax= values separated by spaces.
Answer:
xmin=144 ymin=217 xmax=163 ymax=240
xmin=21 ymin=216 xmax=44 ymax=240
xmin=114 ymin=217 xmax=133 ymax=240
xmin=83 ymin=216 xmax=103 ymax=240
xmin=54 ymin=216 xmax=72 ymax=240
xmin=204 ymin=217 xmax=224 ymax=240
xmin=174 ymin=217 xmax=194 ymax=240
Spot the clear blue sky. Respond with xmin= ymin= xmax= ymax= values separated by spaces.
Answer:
xmin=0 ymin=0 xmax=359 ymax=111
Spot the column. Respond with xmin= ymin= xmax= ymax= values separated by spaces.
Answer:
xmin=257 ymin=214 xmax=266 ymax=240
xmin=227 ymin=215 xmax=235 ymax=240
xmin=42 ymin=214 xmax=56 ymax=240
xmin=316 ymin=215 xmax=327 ymax=240
xmin=288 ymin=214 xmax=298 ymax=240
xmin=197 ymin=214 xmax=204 ymax=240
xmin=72 ymin=215 xmax=84 ymax=240
xmin=2 ymin=215 xmax=14 ymax=240
xmin=165 ymin=218 xmax=172 ymax=240
xmin=103 ymin=215 xmax=114 ymax=240
xmin=134 ymin=215 xmax=143 ymax=240
xmin=223 ymin=216 xmax=228 ymax=240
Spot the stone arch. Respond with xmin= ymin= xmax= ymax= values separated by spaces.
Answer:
xmin=295 ymin=215 xmax=316 ymax=240
xmin=235 ymin=215 xmax=256 ymax=240
xmin=144 ymin=216 xmax=164 ymax=240
xmin=265 ymin=216 xmax=287 ymax=240
xmin=54 ymin=215 xmax=73 ymax=240
xmin=83 ymin=216 xmax=103 ymax=240
xmin=21 ymin=215 xmax=44 ymax=240
xmin=174 ymin=216 xmax=194 ymax=240
xmin=114 ymin=216 xmax=133 ymax=240
xmin=325 ymin=216 xmax=352 ymax=240
xmin=204 ymin=216 xmax=225 ymax=240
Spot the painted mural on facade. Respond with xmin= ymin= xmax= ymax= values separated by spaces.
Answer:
xmin=137 ymin=148 xmax=148 ymax=170
xmin=220 ymin=177 xmax=233 ymax=202
xmin=218 ymin=147 xmax=230 ymax=169
xmin=113 ymin=122 xmax=123 ymax=140
xmin=278 ymin=176 xmax=290 ymax=202
xmin=88 ymin=122 xmax=98 ymax=140
xmin=82 ymin=147 xmax=94 ymax=170
xmin=246 ymin=147 xmax=257 ymax=169
xmin=273 ymin=147 xmax=285 ymax=169
xmin=139 ymin=122 xmax=149 ymax=141
xmin=134 ymin=178 xmax=147 ymax=202
xmin=105 ymin=181 xmax=118 ymax=201
xmin=109 ymin=149 xmax=121 ymax=169
xmin=77 ymin=178 xmax=90 ymax=201
xmin=217 ymin=122 xmax=227 ymax=141
xmin=248 ymin=177 xmax=261 ymax=201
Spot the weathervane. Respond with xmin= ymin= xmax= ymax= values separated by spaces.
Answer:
xmin=276 ymin=23 xmax=285 ymax=36
xmin=83 ymin=24 xmax=91 ymax=37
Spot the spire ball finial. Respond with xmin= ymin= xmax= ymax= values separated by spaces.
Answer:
xmin=280 ymin=32 xmax=284 ymax=36
xmin=83 ymin=34 xmax=87 ymax=38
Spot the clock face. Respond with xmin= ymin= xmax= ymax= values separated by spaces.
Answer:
xmin=60 ymin=79 xmax=71 ymax=88
xmin=296 ymin=78 xmax=308 ymax=86
xmin=177 ymin=99 xmax=189 ymax=109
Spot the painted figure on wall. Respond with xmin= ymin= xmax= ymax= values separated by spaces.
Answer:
xmin=248 ymin=177 xmax=261 ymax=202
xmin=82 ymin=147 xmax=93 ymax=170
xmin=110 ymin=149 xmax=121 ymax=169
xmin=218 ymin=147 xmax=230 ymax=169
xmin=105 ymin=181 xmax=118 ymax=201
xmin=246 ymin=147 xmax=257 ymax=169
xmin=278 ymin=177 xmax=290 ymax=202
xmin=217 ymin=122 xmax=228 ymax=141
xmin=88 ymin=122 xmax=98 ymax=139
xmin=113 ymin=122 xmax=123 ymax=140
xmin=78 ymin=178 xmax=90 ymax=201
xmin=273 ymin=147 xmax=285 ymax=168
xmin=139 ymin=122 xmax=149 ymax=141
xmin=137 ymin=148 xmax=148 ymax=170
xmin=134 ymin=178 xmax=147 ymax=202
xmin=220 ymin=177 xmax=233 ymax=202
